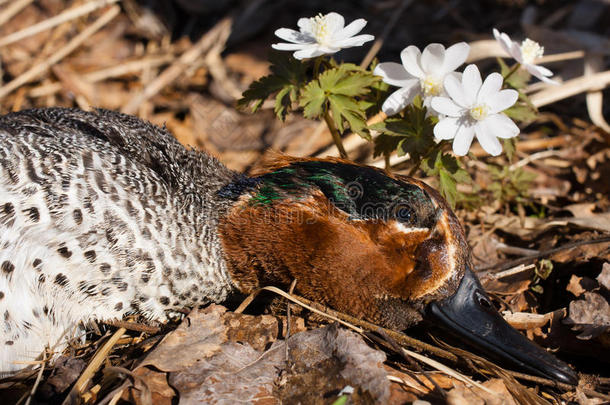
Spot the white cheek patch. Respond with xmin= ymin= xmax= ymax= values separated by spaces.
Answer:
xmin=392 ymin=222 xmax=429 ymax=235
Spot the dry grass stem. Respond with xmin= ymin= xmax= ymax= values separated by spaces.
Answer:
xmin=0 ymin=5 xmax=120 ymax=100
xmin=62 ymin=327 xmax=127 ymax=405
xmin=121 ymin=17 xmax=232 ymax=114
xmin=530 ymin=69 xmax=610 ymax=108
xmin=237 ymin=285 xmax=459 ymax=362
xmin=0 ymin=0 xmax=120 ymax=48
xmin=0 ymin=0 xmax=34 ymax=27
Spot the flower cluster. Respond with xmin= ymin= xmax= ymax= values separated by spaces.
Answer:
xmin=241 ymin=12 xmax=559 ymax=205
xmin=270 ymin=12 xmax=556 ymax=157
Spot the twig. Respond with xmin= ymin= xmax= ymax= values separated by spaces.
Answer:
xmin=62 ymin=327 xmax=127 ymax=405
xmin=476 ymin=236 xmax=610 ymax=274
xmin=0 ymin=0 xmax=120 ymax=47
xmin=103 ymin=319 xmax=160 ymax=334
xmin=121 ymin=17 xmax=232 ymax=114
xmin=23 ymin=350 xmax=46 ymax=405
xmin=29 ymin=55 xmax=175 ymax=98
xmin=509 ymin=150 xmax=567 ymax=170
xmin=360 ymin=0 xmax=414 ymax=69
xmin=0 ymin=0 xmax=33 ymax=27
xmin=530 ymin=69 xmax=610 ymax=108
xmin=0 ymin=5 xmax=120 ymax=100
xmin=370 ymin=330 xmax=447 ymax=399
xmin=402 ymin=345 xmax=495 ymax=394
xmin=236 ymin=285 xmax=458 ymax=362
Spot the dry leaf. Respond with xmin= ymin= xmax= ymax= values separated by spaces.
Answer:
xmin=564 ymin=292 xmax=610 ymax=339
xmin=447 ymin=378 xmax=517 ymax=405
xmin=597 ymin=263 xmax=610 ymax=290
xmin=567 ymin=275 xmax=587 ymax=297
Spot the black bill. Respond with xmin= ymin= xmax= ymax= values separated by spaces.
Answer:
xmin=427 ymin=266 xmax=578 ymax=385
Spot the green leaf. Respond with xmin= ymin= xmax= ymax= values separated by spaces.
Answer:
xmin=331 ymin=396 xmax=349 ymax=405
xmin=238 ymin=75 xmax=286 ymax=112
xmin=422 ymin=151 xmax=471 ymax=208
xmin=370 ymin=101 xmax=436 ymax=160
xmin=328 ymin=94 xmax=369 ymax=139
xmin=439 ymin=169 xmax=459 ymax=208
xmin=502 ymin=138 xmax=517 ymax=161
xmin=300 ymin=80 xmax=326 ymax=119
xmin=331 ymin=67 xmax=378 ymax=97
xmin=301 ymin=66 xmax=377 ymax=138
xmin=238 ymin=52 xmax=307 ymax=119
xmin=274 ymin=86 xmax=292 ymax=120
xmin=504 ymin=102 xmax=537 ymax=123
xmin=373 ymin=134 xmax=402 ymax=157
xmin=497 ymin=57 xmax=530 ymax=89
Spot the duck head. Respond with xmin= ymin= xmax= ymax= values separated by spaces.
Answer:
xmin=217 ymin=155 xmax=577 ymax=385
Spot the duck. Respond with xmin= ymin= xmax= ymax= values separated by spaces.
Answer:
xmin=0 ymin=107 xmax=577 ymax=385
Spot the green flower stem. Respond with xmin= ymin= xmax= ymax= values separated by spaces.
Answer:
xmin=313 ymin=56 xmax=323 ymax=78
xmin=323 ymin=111 xmax=348 ymax=159
xmin=503 ymin=63 xmax=521 ymax=83
xmin=384 ymin=152 xmax=391 ymax=170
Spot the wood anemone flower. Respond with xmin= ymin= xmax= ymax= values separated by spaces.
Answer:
xmin=272 ymin=12 xmax=374 ymax=60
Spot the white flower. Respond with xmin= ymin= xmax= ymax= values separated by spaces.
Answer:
xmin=272 ymin=12 xmax=374 ymax=60
xmin=431 ymin=64 xmax=519 ymax=156
xmin=493 ymin=28 xmax=558 ymax=84
xmin=373 ymin=42 xmax=470 ymax=115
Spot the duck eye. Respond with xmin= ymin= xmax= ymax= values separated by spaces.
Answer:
xmin=395 ymin=206 xmax=415 ymax=223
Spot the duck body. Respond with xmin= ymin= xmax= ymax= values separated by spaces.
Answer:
xmin=0 ymin=108 xmax=238 ymax=373
xmin=0 ymin=108 xmax=577 ymax=385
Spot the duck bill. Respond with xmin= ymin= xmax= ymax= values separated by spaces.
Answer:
xmin=427 ymin=266 xmax=578 ymax=385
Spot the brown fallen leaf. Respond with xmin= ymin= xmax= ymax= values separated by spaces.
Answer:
xmin=564 ymin=292 xmax=610 ymax=339
xmin=127 ymin=367 xmax=175 ymax=405
xmin=135 ymin=305 xmax=390 ymax=404
xmin=567 ymin=275 xmax=587 ymax=297
xmin=447 ymin=378 xmax=518 ymax=405
xmin=597 ymin=262 xmax=610 ymax=290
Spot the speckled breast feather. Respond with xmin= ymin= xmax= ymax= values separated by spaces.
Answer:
xmin=0 ymin=108 xmax=238 ymax=374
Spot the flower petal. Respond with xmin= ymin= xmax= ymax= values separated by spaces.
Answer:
xmin=452 ymin=124 xmax=476 ymax=156
xmin=274 ymin=28 xmax=312 ymax=44
xmin=374 ymin=62 xmax=415 ymax=87
xmin=272 ymin=42 xmax=308 ymax=51
xmin=400 ymin=46 xmax=425 ymax=79
xmin=421 ymin=43 xmax=445 ymax=75
xmin=493 ymin=29 xmax=513 ymax=56
xmin=486 ymin=89 xmax=518 ymax=114
xmin=444 ymin=74 xmax=469 ymax=108
xmin=332 ymin=34 xmax=374 ymax=48
xmin=509 ymin=41 xmax=524 ymax=63
xmin=431 ymin=96 xmax=463 ymax=117
xmin=477 ymin=72 xmax=503 ymax=104
xmin=462 ymin=64 xmax=481 ymax=106
xmin=297 ymin=17 xmax=313 ymax=32
xmin=441 ymin=42 xmax=470 ymax=73
xmin=324 ymin=12 xmax=345 ymax=34
xmin=381 ymin=86 xmax=419 ymax=116
xmin=434 ymin=116 xmax=461 ymax=140
xmin=525 ymin=64 xmax=558 ymax=84
xmin=335 ymin=18 xmax=367 ymax=40
xmin=483 ymin=113 xmax=520 ymax=139
xmin=474 ymin=122 xmax=503 ymax=156
xmin=293 ymin=46 xmax=328 ymax=59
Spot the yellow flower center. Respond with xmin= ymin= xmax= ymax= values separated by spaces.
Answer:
xmin=469 ymin=104 xmax=489 ymax=121
xmin=520 ymin=38 xmax=544 ymax=65
xmin=311 ymin=14 xmax=331 ymax=45
xmin=421 ymin=76 xmax=442 ymax=97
